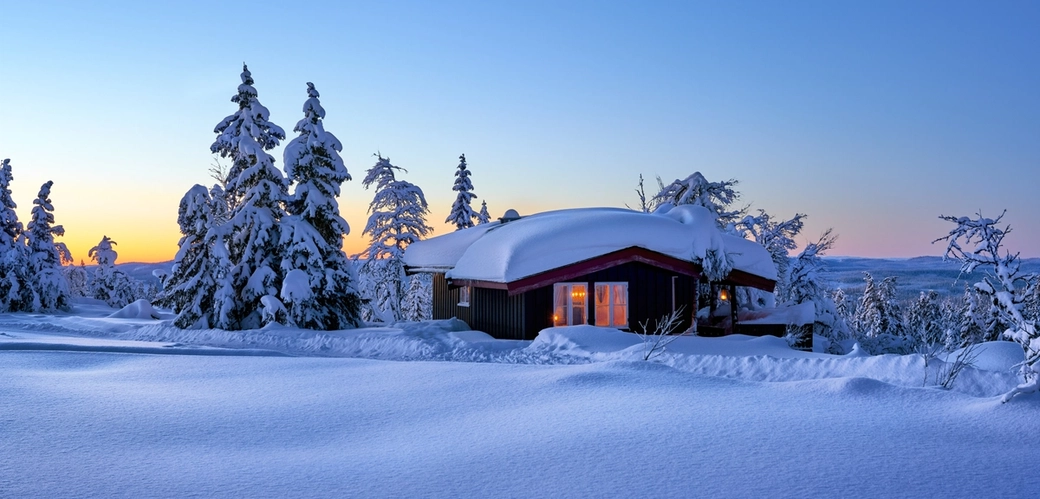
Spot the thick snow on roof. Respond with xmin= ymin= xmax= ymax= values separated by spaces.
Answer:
xmin=403 ymin=206 xmax=777 ymax=283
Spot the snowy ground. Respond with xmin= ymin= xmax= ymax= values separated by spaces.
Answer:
xmin=2 ymin=299 xmax=1038 ymax=498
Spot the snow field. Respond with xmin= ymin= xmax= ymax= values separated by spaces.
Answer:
xmin=2 ymin=351 xmax=1038 ymax=498
xmin=1 ymin=306 xmax=1038 ymax=497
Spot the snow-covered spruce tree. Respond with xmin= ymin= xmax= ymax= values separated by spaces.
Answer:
xmin=852 ymin=272 xmax=909 ymax=353
xmin=358 ymin=154 xmax=433 ymax=322
xmin=445 ymin=154 xmax=479 ymax=231
xmin=904 ymin=290 xmax=944 ymax=348
xmin=933 ymin=211 xmax=1039 ymax=401
xmin=950 ymin=284 xmax=1004 ymax=347
xmin=63 ymin=261 xmax=90 ymax=298
xmin=88 ymin=236 xmax=136 ymax=308
xmin=280 ymin=82 xmax=361 ymax=330
xmin=26 ymin=181 xmax=73 ymax=312
xmin=208 ymin=184 xmax=230 ymax=226
xmin=652 ymin=172 xmax=744 ymax=228
xmin=477 ymin=200 xmax=490 ymax=225
xmin=785 ymin=229 xmax=848 ymax=351
xmin=156 ymin=185 xmax=228 ymax=328
xmin=0 ymin=158 xmax=33 ymax=311
xmin=735 ymin=209 xmax=806 ymax=304
xmin=832 ymin=288 xmax=853 ymax=326
xmin=401 ymin=273 xmax=432 ymax=322
xmin=210 ymin=64 xmax=288 ymax=330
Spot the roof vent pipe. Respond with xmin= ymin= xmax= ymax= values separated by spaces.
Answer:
xmin=499 ymin=209 xmax=521 ymax=223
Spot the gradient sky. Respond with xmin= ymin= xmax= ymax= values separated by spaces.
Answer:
xmin=1 ymin=0 xmax=1038 ymax=263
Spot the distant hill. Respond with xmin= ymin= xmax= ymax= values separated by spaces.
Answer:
xmin=110 ymin=257 xmax=1040 ymax=303
xmin=821 ymin=256 xmax=1040 ymax=301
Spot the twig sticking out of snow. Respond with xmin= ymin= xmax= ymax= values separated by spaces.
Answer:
xmin=636 ymin=307 xmax=685 ymax=361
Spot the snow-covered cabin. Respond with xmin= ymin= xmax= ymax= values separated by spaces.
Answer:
xmin=403 ymin=206 xmax=778 ymax=340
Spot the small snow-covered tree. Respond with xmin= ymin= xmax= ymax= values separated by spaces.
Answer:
xmin=280 ymin=82 xmax=361 ymax=330
xmin=63 ymin=261 xmax=90 ymax=298
xmin=736 ymin=209 xmax=806 ymax=302
xmin=477 ymin=200 xmax=491 ymax=225
xmin=832 ymin=288 xmax=853 ymax=325
xmin=401 ymin=273 xmax=432 ymax=322
xmin=0 ymin=158 xmax=33 ymax=311
xmin=852 ymin=272 xmax=908 ymax=353
xmin=358 ymin=154 xmax=433 ymax=322
xmin=88 ymin=236 xmax=136 ymax=308
xmin=933 ymin=211 xmax=1039 ymax=401
xmin=210 ymin=64 xmax=288 ymax=330
xmin=652 ymin=172 xmax=743 ymax=227
xmin=445 ymin=154 xmax=479 ymax=231
xmin=156 ymin=185 xmax=228 ymax=328
xmin=785 ymin=229 xmax=848 ymax=350
xmin=26 ymin=181 xmax=73 ymax=312
xmin=904 ymin=290 xmax=944 ymax=348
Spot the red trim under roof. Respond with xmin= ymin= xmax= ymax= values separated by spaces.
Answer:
xmin=448 ymin=246 xmax=775 ymax=296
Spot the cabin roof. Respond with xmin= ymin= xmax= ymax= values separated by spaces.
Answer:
xmin=403 ymin=205 xmax=778 ymax=288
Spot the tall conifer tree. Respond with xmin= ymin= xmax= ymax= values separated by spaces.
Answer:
xmin=281 ymin=82 xmax=361 ymax=329
xmin=210 ymin=64 xmax=288 ymax=329
xmin=445 ymin=154 xmax=478 ymax=230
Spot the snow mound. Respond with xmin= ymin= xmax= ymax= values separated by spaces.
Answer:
xmin=529 ymin=325 xmax=643 ymax=357
xmin=107 ymin=299 xmax=161 ymax=320
xmin=945 ymin=341 xmax=1024 ymax=372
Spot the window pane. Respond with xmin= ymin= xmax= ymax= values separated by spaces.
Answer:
xmin=571 ymin=284 xmax=587 ymax=325
xmin=595 ymin=284 xmax=609 ymax=326
xmin=613 ymin=284 xmax=627 ymax=327
xmin=613 ymin=305 xmax=628 ymax=327
xmin=553 ymin=285 xmax=568 ymax=326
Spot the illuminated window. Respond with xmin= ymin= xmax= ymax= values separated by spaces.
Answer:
xmin=458 ymin=286 xmax=471 ymax=307
xmin=594 ymin=282 xmax=628 ymax=328
xmin=552 ymin=283 xmax=587 ymax=326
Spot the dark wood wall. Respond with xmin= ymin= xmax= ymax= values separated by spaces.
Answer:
xmin=522 ymin=262 xmax=699 ymax=337
xmin=431 ymin=273 xmax=472 ymax=325
xmin=432 ymin=263 xmax=700 ymax=340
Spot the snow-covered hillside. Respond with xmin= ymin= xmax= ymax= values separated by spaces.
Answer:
xmin=2 ymin=299 xmax=1038 ymax=497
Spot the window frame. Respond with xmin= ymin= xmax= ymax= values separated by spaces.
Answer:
xmin=457 ymin=285 xmax=471 ymax=307
xmin=553 ymin=282 xmax=589 ymax=326
xmin=594 ymin=282 xmax=629 ymax=328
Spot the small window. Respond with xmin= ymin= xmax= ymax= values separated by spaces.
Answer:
xmin=594 ymin=282 xmax=628 ymax=328
xmin=458 ymin=286 xmax=471 ymax=307
xmin=553 ymin=283 xmax=588 ymax=326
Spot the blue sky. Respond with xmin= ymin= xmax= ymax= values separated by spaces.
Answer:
xmin=1 ymin=0 xmax=1037 ymax=262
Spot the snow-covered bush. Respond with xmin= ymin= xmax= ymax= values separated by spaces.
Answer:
xmin=280 ymin=82 xmax=361 ymax=330
xmin=210 ymin=64 xmax=288 ymax=330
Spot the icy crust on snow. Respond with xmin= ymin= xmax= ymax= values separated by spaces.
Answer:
xmin=404 ymin=206 xmax=777 ymax=283
xmin=0 ymin=307 xmax=1025 ymax=399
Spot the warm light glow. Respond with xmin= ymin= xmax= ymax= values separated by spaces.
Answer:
xmin=719 ymin=288 xmax=729 ymax=302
